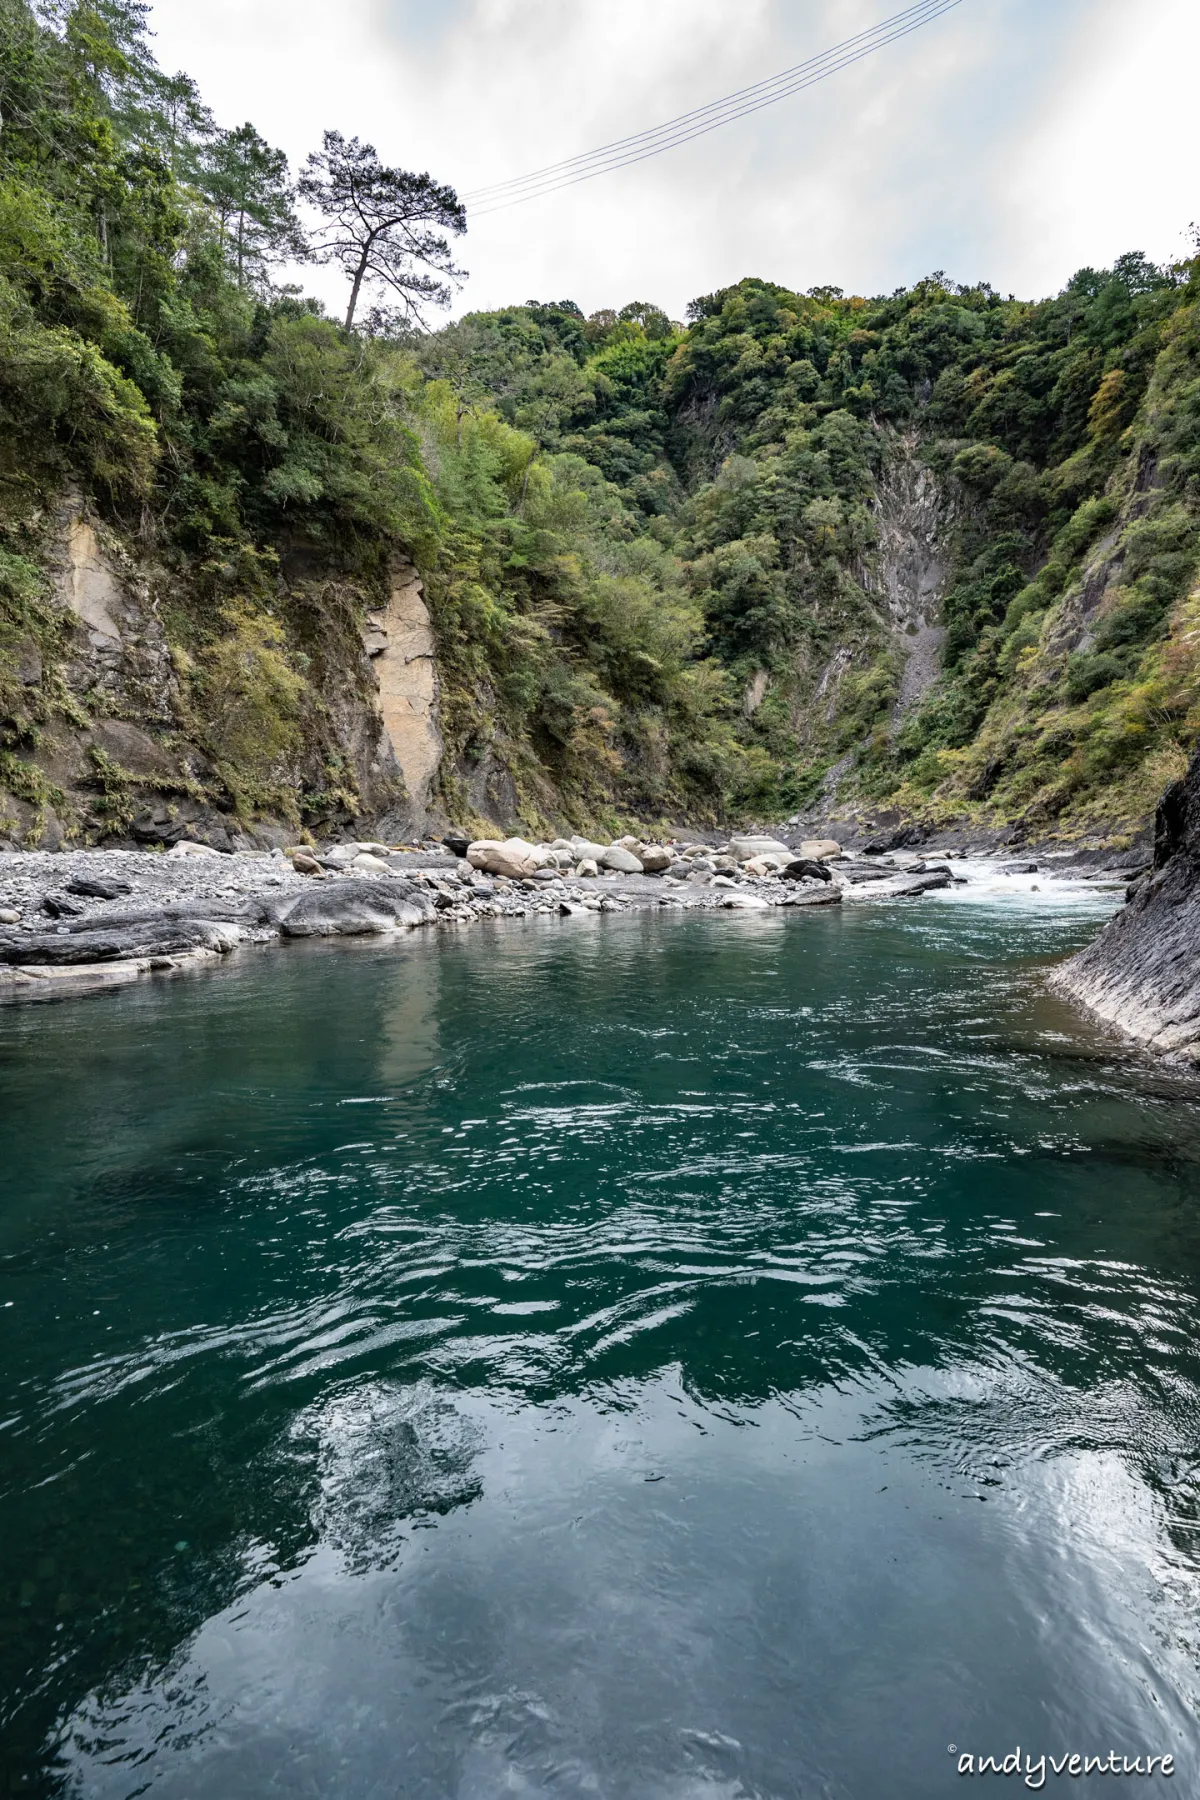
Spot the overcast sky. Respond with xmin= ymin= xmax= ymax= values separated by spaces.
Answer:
xmin=146 ymin=0 xmax=1198 ymax=324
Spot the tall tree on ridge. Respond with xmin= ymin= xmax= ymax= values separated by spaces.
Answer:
xmin=203 ymin=120 xmax=305 ymax=288
xmin=298 ymin=129 xmax=465 ymax=331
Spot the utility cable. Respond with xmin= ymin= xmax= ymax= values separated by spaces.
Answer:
xmin=462 ymin=0 xmax=964 ymax=217
xmin=463 ymin=0 xmax=954 ymax=203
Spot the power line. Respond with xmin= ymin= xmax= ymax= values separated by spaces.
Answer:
xmin=462 ymin=0 xmax=965 ymax=218
xmin=463 ymin=0 xmax=955 ymax=205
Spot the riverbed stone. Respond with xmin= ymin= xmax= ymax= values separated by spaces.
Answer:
xmin=728 ymin=835 xmax=792 ymax=862
xmin=276 ymin=878 xmax=434 ymax=937
xmin=0 ymin=916 xmax=240 ymax=964
xmin=467 ymin=838 xmax=540 ymax=879
xmin=637 ymin=846 xmax=672 ymax=872
xmin=166 ymin=840 xmax=222 ymax=859
xmin=64 ymin=875 xmax=132 ymax=900
xmin=601 ymin=845 xmax=644 ymax=873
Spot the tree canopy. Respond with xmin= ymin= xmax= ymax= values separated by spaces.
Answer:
xmin=298 ymin=130 xmax=466 ymax=330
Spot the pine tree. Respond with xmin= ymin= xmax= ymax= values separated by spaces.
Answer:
xmin=298 ymin=129 xmax=465 ymax=331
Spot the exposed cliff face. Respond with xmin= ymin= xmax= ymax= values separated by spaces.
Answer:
xmin=864 ymin=432 xmax=951 ymax=725
xmin=362 ymin=560 xmax=445 ymax=840
xmin=0 ymin=500 xmax=434 ymax=850
xmin=1052 ymin=746 xmax=1200 ymax=1057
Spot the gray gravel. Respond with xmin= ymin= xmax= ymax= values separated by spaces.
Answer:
xmin=0 ymin=844 xmax=846 ymax=1004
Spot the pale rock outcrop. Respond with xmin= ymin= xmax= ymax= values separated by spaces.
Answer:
xmin=363 ymin=560 xmax=443 ymax=828
xmin=59 ymin=516 xmax=126 ymax=645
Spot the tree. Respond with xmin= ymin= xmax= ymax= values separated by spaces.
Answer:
xmin=298 ymin=129 xmax=465 ymax=331
xmin=151 ymin=68 xmax=213 ymax=180
xmin=202 ymin=121 xmax=304 ymax=288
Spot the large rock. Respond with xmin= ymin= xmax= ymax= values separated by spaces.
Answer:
xmin=600 ymin=845 xmax=644 ymax=873
xmin=166 ymin=840 xmax=222 ymax=859
xmin=569 ymin=835 xmax=610 ymax=864
xmin=64 ymin=875 xmax=132 ymax=900
xmin=276 ymin=879 xmax=434 ymax=937
xmin=1052 ymin=755 xmax=1200 ymax=1056
xmin=0 ymin=916 xmax=240 ymax=964
xmin=636 ymin=845 xmax=672 ymax=872
xmin=840 ymin=870 xmax=952 ymax=899
xmin=727 ymin=835 xmax=791 ymax=862
xmin=797 ymin=838 xmax=843 ymax=861
xmin=467 ymin=838 xmax=540 ymax=879
xmin=385 ymin=851 xmax=462 ymax=872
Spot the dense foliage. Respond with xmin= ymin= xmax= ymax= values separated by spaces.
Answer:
xmin=1 ymin=0 xmax=1198 ymax=837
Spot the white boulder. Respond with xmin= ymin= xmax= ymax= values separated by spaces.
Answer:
xmin=727 ymin=835 xmax=792 ymax=862
xmin=637 ymin=845 xmax=672 ymax=872
xmin=467 ymin=838 xmax=540 ymax=879
xmin=601 ymin=845 xmax=644 ymax=873
xmin=569 ymin=835 xmax=610 ymax=863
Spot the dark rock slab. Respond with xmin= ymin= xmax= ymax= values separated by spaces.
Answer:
xmin=0 ymin=917 xmax=234 ymax=965
xmin=834 ymin=864 xmax=895 ymax=885
xmin=64 ymin=875 xmax=133 ymax=900
xmin=275 ymin=879 xmax=436 ymax=937
xmin=781 ymin=858 xmax=833 ymax=883
xmin=57 ymin=901 xmax=265 ymax=932
xmin=42 ymin=893 xmax=85 ymax=918
xmin=1053 ymin=752 xmax=1200 ymax=1057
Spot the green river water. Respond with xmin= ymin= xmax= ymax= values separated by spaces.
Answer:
xmin=2 ymin=872 xmax=1199 ymax=1797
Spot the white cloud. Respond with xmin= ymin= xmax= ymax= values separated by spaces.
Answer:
xmin=145 ymin=0 xmax=1199 ymax=321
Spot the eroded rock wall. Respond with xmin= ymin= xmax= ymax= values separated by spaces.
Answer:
xmin=1052 ymin=748 xmax=1200 ymax=1057
xmin=362 ymin=561 xmax=445 ymax=839
xmin=0 ymin=502 xmax=426 ymax=849
xmin=864 ymin=432 xmax=952 ymax=723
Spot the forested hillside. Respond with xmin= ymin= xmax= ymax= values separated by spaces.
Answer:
xmin=2 ymin=0 xmax=1198 ymax=846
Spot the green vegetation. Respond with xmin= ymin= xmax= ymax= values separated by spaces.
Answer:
xmin=1 ymin=0 xmax=1198 ymax=840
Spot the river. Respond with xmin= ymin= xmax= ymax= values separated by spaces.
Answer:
xmin=2 ymin=867 xmax=1198 ymax=1796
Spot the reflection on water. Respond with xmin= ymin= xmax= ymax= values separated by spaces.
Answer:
xmin=2 ymin=884 xmax=1200 ymax=1797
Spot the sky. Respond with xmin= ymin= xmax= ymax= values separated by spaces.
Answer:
xmin=144 ymin=0 xmax=1199 ymax=325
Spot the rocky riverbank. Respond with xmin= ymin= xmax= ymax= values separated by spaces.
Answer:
xmin=1052 ymin=748 xmax=1200 ymax=1060
xmin=0 ymin=829 xmax=968 ymax=1004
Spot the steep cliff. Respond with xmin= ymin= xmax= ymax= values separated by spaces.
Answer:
xmin=1052 ymin=743 xmax=1200 ymax=1056
xmin=0 ymin=497 xmax=437 ymax=850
